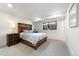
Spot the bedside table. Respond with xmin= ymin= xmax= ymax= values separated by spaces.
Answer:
xmin=7 ymin=33 xmax=19 ymax=47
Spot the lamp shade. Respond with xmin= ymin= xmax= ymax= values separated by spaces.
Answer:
xmin=11 ymin=23 xmax=16 ymax=28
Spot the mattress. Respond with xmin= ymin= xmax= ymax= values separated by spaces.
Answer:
xmin=20 ymin=32 xmax=47 ymax=46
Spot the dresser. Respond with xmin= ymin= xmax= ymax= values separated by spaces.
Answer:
xmin=7 ymin=33 xmax=19 ymax=47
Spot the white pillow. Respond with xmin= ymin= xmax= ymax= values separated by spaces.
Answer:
xmin=23 ymin=30 xmax=29 ymax=33
xmin=23 ymin=30 xmax=32 ymax=33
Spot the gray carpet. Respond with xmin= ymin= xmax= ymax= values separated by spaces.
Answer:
xmin=0 ymin=39 xmax=71 ymax=56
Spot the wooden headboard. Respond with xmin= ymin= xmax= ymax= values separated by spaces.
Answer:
xmin=18 ymin=23 xmax=32 ymax=34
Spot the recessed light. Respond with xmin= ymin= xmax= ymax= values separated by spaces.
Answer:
xmin=8 ymin=3 xmax=13 ymax=8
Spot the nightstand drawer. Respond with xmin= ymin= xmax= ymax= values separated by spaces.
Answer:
xmin=9 ymin=40 xmax=18 ymax=44
xmin=8 ymin=37 xmax=18 ymax=41
xmin=8 ymin=34 xmax=19 ymax=38
xmin=9 ymin=38 xmax=18 ymax=42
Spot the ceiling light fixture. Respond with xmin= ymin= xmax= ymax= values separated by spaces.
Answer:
xmin=8 ymin=3 xmax=13 ymax=8
xmin=48 ymin=13 xmax=66 ymax=19
xmin=34 ymin=17 xmax=42 ymax=21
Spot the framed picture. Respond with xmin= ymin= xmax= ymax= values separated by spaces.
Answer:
xmin=69 ymin=3 xmax=78 ymax=28
xmin=43 ymin=21 xmax=57 ymax=30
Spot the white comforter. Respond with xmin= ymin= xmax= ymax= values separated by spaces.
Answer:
xmin=20 ymin=32 xmax=47 ymax=46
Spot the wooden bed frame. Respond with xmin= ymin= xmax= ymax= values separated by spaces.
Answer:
xmin=18 ymin=23 xmax=47 ymax=50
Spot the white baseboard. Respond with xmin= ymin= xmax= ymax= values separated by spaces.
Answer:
xmin=66 ymin=41 xmax=77 ymax=56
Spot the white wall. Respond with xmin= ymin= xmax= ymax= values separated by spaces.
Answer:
xmin=33 ymin=17 xmax=65 ymax=41
xmin=0 ymin=12 xmax=32 ymax=47
xmin=65 ymin=3 xmax=79 ymax=56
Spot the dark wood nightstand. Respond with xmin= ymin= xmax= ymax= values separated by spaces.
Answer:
xmin=7 ymin=33 xmax=19 ymax=47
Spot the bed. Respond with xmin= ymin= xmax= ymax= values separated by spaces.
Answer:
xmin=18 ymin=23 xmax=47 ymax=50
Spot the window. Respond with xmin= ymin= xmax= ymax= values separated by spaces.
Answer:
xmin=43 ymin=21 xmax=57 ymax=30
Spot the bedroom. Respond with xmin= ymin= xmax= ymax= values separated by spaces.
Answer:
xmin=0 ymin=3 xmax=78 ymax=56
